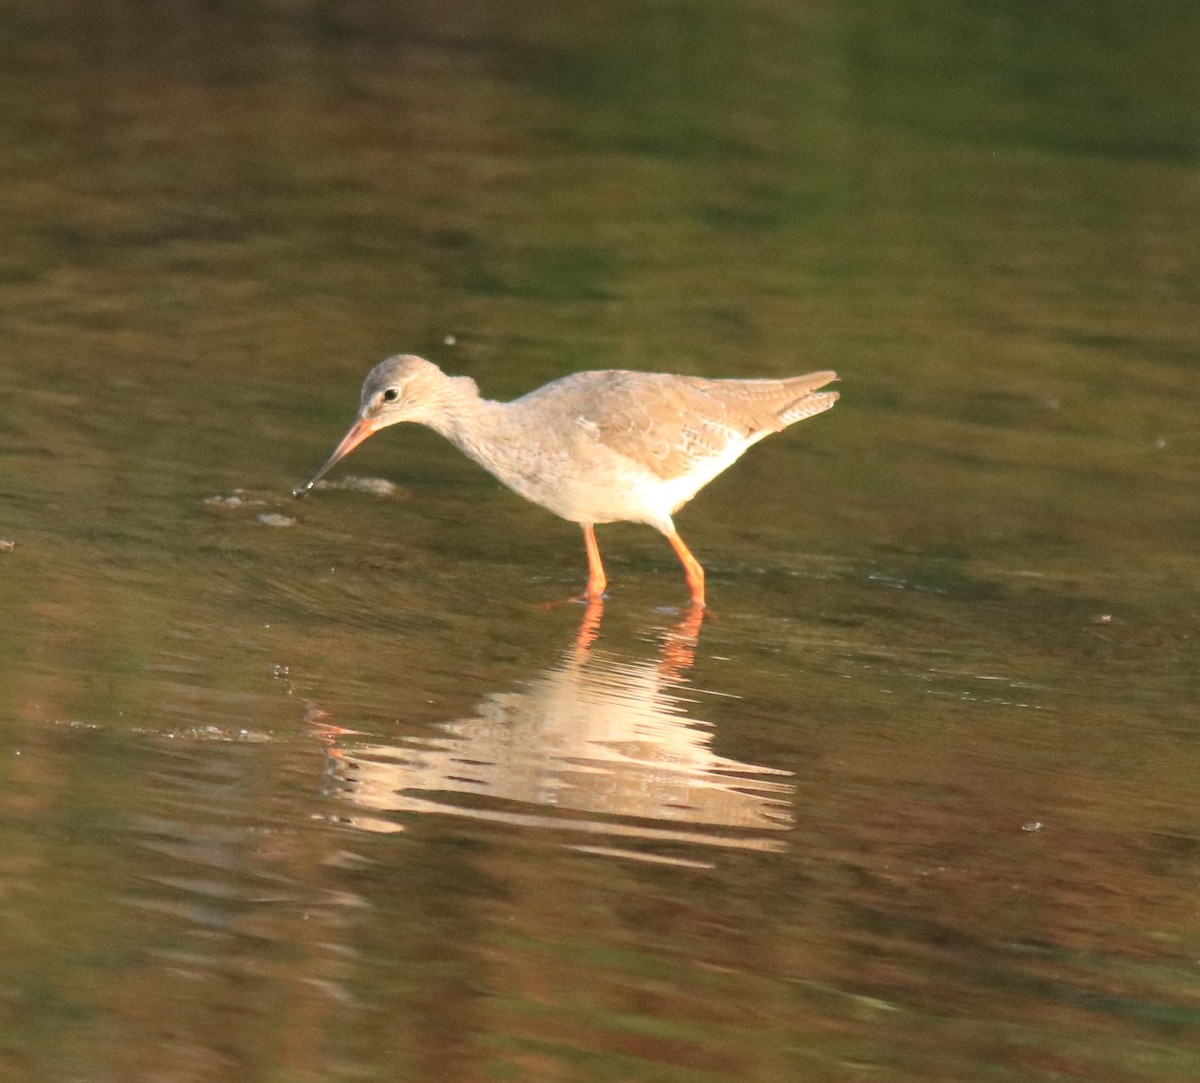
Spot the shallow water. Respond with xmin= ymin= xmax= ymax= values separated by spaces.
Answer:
xmin=2 ymin=2 xmax=1199 ymax=1080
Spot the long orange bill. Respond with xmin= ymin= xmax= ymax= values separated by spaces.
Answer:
xmin=292 ymin=417 xmax=378 ymax=498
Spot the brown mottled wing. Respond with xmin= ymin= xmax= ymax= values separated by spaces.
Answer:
xmin=533 ymin=370 xmax=838 ymax=479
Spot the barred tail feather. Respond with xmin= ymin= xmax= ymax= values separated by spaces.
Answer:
xmin=780 ymin=389 xmax=839 ymax=426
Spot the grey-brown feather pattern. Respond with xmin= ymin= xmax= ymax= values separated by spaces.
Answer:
xmin=513 ymin=369 xmax=838 ymax=479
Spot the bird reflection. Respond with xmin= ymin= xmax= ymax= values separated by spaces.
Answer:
xmin=316 ymin=603 xmax=794 ymax=861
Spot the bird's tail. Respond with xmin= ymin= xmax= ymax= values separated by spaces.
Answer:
xmin=779 ymin=371 xmax=839 ymax=425
xmin=781 ymin=389 xmax=839 ymax=425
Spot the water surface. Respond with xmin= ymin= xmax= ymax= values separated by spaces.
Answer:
xmin=1 ymin=2 xmax=1198 ymax=1080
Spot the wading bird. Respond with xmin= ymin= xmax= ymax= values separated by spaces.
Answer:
xmin=295 ymin=355 xmax=838 ymax=607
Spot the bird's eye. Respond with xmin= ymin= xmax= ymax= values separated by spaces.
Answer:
xmin=382 ymin=388 xmax=400 ymax=403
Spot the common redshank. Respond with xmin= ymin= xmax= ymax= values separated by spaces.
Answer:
xmin=294 ymin=354 xmax=838 ymax=606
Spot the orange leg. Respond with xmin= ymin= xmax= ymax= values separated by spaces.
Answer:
xmin=581 ymin=523 xmax=607 ymax=599
xmin=666 ymin=530 xmax=706 ymax=608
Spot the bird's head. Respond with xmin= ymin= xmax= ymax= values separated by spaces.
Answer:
xmin=292 ymin=354 xmax=453 ymax=497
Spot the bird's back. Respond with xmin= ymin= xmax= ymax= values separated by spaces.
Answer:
xmin=478 ymin=369 xmax=836 ymax=530
xmin=511 ymin=369 xmax=837 ymax=479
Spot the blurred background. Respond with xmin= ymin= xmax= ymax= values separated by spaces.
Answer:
xmin=0 ymin=2 xmax=1197 ymax=1081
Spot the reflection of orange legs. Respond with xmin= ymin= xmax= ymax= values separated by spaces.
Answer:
xmin=666 ymin=530 xmax=706 ymax=608
xmin=659 ymin=605 xmax=706 ymax=678
xmin=570 ymin=597 xmax=605 ymax=662
xmin=305 ymin=702 xmax=350 ymax=761
xmin=581 ymin=523 xmax=607 ymax=600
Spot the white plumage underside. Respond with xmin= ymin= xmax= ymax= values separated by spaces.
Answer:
xmin=638 ymin=434 xmax=760 ymax=522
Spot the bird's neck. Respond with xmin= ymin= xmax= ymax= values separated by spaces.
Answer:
xmin=420 ymin=375 xmax=508 ymax=467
